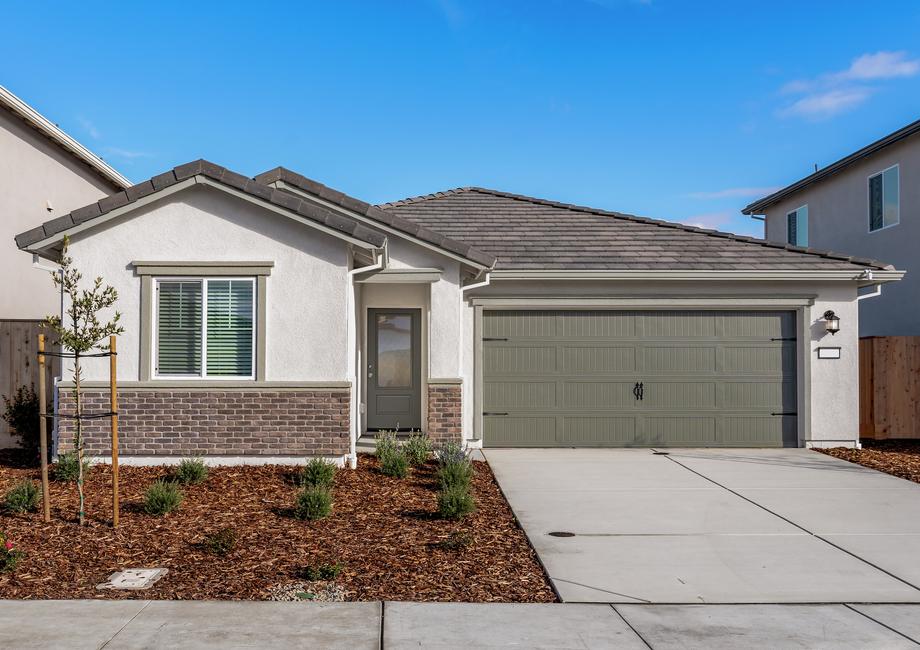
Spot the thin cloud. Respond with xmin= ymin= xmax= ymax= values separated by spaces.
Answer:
xmin=104 ymin=146 xmax=153 ymax=160
xmin=678 ymin=211 xmax=733 ymax=230
xmin=778 ymin=50 xmax=919 ymax=120
xmin=686 ymin=186 xmax=781 ymax=200
xmin=76 ymin=116 xmax=100 ymax=139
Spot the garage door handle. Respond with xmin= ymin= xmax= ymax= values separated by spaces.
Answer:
xmin=633 ymin=382 xmax=644 ymax=401
xmin=483 ymin=412 xmax=509 ymax=416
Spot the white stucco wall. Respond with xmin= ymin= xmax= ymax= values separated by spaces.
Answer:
xmin=64 ymin=185 xmax=351 ymax=382
xmin=1 ymin=108 xmax=120 ymax=319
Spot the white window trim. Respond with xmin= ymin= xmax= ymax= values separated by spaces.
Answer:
xmin=867 ymin=164 xmax=900 ymax=233
xmin=786 ymin=204 xmax=808 ymax=246
xmin=153 ymin=276 xmax=257 ymax=381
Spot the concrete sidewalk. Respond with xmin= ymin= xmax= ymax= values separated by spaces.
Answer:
xmin=2 ymin=600 xmax=920 ymax=649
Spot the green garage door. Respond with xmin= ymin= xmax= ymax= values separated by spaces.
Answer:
xmin=482 ymin=310 xmax=797 ymax=448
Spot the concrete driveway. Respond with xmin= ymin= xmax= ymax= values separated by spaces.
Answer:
xmin=485 ymin=448 xmax=920 ymax=604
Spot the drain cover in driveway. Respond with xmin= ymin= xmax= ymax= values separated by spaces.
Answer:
xmin=97 ymin=568 xmax=168 ymax=590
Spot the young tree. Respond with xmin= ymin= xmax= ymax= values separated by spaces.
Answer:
xmin=44 ymin=236 xmax=123 ymax=525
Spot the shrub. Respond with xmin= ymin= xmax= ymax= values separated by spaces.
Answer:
xmin=437 ymin=484 xmax=476 ymax=520
xmin=144 ymin=480 xmax=183 ymax=516
xmin=380 ymin=448 xmax=409 ymax=478
xmin=294 ymin=486 xmax=333 ymax=520
xmin=374 ymin=430 xmax=398 ymax=461
xmin=4 ymin=480 xmax=40 ymax=514
xmin=301 ymin=561 xmax=344 ymax=581
xmin=435 ymin=530 xmax=474 ymax=551
xmin=51 ymin=451 xmax=92 ymax=482
xmin=437 ymin=459 xmax=474 ymax=491
xmin=436 ymin=441 xmax=466 ymax=466
xmin=204 ymin=528 xmax=237 ymax=556
xmin=300 ymin=458 xmax=336 ymax=488
xmin=404 ymin=432 xmax=432 ymax=466
xmin=1 ymin=385 xmax=40 ymax=455
xmin=0 ymin=531 xmax=23 ymax=573
xmin=174 ymin=457 xmax=208 ymax=484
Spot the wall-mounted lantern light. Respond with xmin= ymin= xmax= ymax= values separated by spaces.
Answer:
xmin=823 ymin=310 xmax=840 ymax=335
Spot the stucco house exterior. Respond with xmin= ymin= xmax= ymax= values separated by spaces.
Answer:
xmin=15 ymin=160 xmax=903 ymax=463
xmin=743 ymin=118 xmax=919 ymax=337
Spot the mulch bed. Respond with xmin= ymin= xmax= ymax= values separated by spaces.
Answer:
xmin=815 ymin=440 xmax=920 ymax=484
xmin=0 ymin=454 xmax=556 ymax=602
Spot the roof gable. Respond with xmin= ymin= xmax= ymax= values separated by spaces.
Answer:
xmin=380 ymin=187 xmax=894 ymax=272
xmin=254 ymin=167 xmax=495 ymax=269
xmin=15 ymin=160 xmax=386 ymax=256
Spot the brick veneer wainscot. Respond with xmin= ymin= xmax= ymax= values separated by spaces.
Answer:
xmin=426 ymin=382 xmax=462 ymax=443
xmin=57 ymin=388 xmax=350 ymax=456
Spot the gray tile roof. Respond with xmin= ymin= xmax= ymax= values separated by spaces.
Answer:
xmin=379 ymin=187 xmax=894 ymax=271
xmin=254 ymin=167 xmax=496 ymax=268
xmin=15 ymin=160 xmax=387 ymax=251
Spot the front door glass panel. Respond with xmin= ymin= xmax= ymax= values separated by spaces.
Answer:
xmin=376 ymin=314 xmax=412 ymax=388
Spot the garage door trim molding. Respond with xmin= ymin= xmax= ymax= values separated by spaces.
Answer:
xmin=471 ymin=296 xmax=817 ymax=307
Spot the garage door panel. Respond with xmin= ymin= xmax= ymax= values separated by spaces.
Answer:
xmin=561 ymin=346 xmax=636 ymax=373
xmin=484 ymin=346 xmax=556 ymax=374
xmin=559 ymin=416 xmax=637 ymax=444
xmin=485 ymin=416 xmax=556 ymax=446
xmin=482 ymin=310 xmax=797 ymax=448
xmin=646 ymin=416 xmax=717 ymax=445
xmin=723 ymin=345 xmax=795 ymax=374
xmin=644 ymin=346 xmax=716 ymax=373
xmin=484 ymin=381 xmax=556 ymax=409
xmin=561 ymin=381 xmax=637 ymax=409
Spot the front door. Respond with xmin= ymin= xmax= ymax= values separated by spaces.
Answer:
xmin=367 ymin=308 xmax=422 ymax=430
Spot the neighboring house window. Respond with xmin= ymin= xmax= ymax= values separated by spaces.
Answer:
xmin=786 ymin=205 xmax=808 ymax=246
xmin=155 ymin=278 xmax=255 ymax=378
xmin=869 ymin=165 xmax=899 ymax=232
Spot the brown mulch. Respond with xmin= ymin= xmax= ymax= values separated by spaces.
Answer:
xmin=0 ymin=454 xmax=556 ymax=602
xmin=815 ymin=440 xmax=920 ymax=484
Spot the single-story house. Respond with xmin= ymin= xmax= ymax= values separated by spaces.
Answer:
xmin=15 ymin=160 xmax=903 ymax=464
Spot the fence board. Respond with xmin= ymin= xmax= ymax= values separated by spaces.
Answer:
xmin=0 ymin=320 xmax=58 ymax=448
xmin=860 ymin=336 xmax=920 ymax=440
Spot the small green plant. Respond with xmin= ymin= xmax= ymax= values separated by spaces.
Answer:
xmin=374 ymin=430 xmax=398 ymax=461
xmin=300 ymin=458 xmax=336 ymax=488
xmin=51 ymin=451 xmax=92 ymax=482
xmin=0 ymin=531 xmax=23 ymax=573
xmin=144 ymin=479 xmax=183 ymax=516
xmin=301 ymin=561 xmax=344 ymax=581
xmin=3 ymin=480 xmax=40 ymax=514
xmin=294 ymin=486 xmax=333 ymax=520
xmin=404 ymin=432 xmax=432 ymax=466
xmin=174 ymin=457 xmax=208 ymax=484
xmin=1 ymin=385 xmax=40 ymax=455
xmin=437 ymin=484 xmax=476 ymax=520
xmin=435 ymin=530 xmax=474 ymax=551
xmin=204 ymin=528 xmax=237 ymax=556
xmin=380 ymin=447 xmax=410 ymax=478
xmin=437 ymin=460 xmax=474 ymax=491
xmin=436 ymin=441 xmax=466 ymax=466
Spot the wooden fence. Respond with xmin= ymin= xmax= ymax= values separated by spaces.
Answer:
xmin=0 ymin=320 xmax=58 ymax=447
xmin=860 ymin=336 xmax=920 ymax=440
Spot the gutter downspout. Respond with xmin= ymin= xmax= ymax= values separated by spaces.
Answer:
xmin=33 ymin=254 xmax=63 ymax=456
xmin=857 ymin=270 xmax=883 ymax=302
xmin=345 ymin=246 xmax=387 ymax=469
xmin=461 ymin=270 xmax=491 ymax=293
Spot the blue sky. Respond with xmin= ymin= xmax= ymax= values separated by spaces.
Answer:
xmin=3 ymin=1 xmax=919 ymax=237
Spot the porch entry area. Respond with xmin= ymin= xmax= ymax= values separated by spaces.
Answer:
xmin=366 ymin=308 xmax=422 ymax=430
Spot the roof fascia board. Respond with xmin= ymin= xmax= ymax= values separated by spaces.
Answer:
xmin=354 ymin=267 xmax=443 ymax=284
xmin=470 ymin=296 xmax=818 ymax=308
xmin=272 ymin=179 xmax=490 ymax=271
xmin=488 ymin=269 xmax=905 ymax=284
xmin=743 ymin=119 xmax=920 ymax=214
xmin=0 ymin=85 xmax=130 ymax=190
xmin=23 ymin=176 xmax=382 ymax=255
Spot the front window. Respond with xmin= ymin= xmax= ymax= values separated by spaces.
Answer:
xmin=155 ymin=278 xmax=255 ymax=378
xmin=869 ymin=165 xmax=899 ymax=232
xmin=786 ymin=205 xmax=808 ymax=246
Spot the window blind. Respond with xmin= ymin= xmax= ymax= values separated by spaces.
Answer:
xmin=157 ymin=281 xmax=203 ymax=375
xmin=206 ymin=279 xmax=254 ymax=376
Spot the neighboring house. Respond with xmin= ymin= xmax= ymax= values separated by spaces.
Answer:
xmin=14 ymin=160 xmax=903 ymax=463
xmin=0 ymin=85 xmax=128 ymax=449
xmin=743 ymin=119 xmax=919 ymax=337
